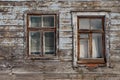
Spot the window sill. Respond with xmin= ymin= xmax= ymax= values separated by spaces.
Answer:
xmin=77 ymin=58 xmax=105 ymax=64
xmin=0 ymin=56 xmax=5 ymax=59
xmin=27 ymin=55 xmax=58 ymax=60
xmin=77 ymin=58 xmax=106 ymax=68
xmin=77 ymin=63 xmax=106 ymax=69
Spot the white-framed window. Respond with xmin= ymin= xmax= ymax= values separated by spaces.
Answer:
xmin=72 ymin=12 xmax=110 ymax=67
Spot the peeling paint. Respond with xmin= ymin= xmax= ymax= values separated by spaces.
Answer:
xmin=0 ymin=0 xmax=120 ymax=80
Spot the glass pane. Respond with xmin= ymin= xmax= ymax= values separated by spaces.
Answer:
xmin=91 ymin=19 xmax=102 ymax=30
xmin=43 ymin=16 xmax=54 ymax=27
xmin=44 ymin=32 xmax=55 ymax=54
xmin=29 ymin=32 xmax=41 ymax=54
xmin=80 ymin=34 xmax=88 ymax=38
xmin=92 ymin=33 xmax=103 ymax=58
xmin=30 ymin=16 xmax=41 ymax=27
xmin=79 ymin=39 xmax=89 ymax=58
xmin=79 ymin=19 xmax=90 ymax=29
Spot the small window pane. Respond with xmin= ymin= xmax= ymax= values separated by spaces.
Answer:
xmin=43 ymin=16 xmax=54 ymax=27
xmin=91 ymin=19 xmax=102 ymax=30
xmin=80 ymin=34 xmax=88 ymax=39
xmin=79 ymin=39 xmax=89 ymax=58
xmin=79 ymin=19 xmax=90 ymax=29
xmin=30 ymin=16 xmax=41 ymax=27
xmin=29 ymin=32 xmax=41 ymax=54
xmin=92 ymin=33 xmax=103 ymax=58
xmin=44 ymin=32 xmax=55 ymax=54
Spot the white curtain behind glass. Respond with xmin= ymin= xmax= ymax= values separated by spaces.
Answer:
xmin=92 ymin=34 xmax=102 ymax=58
xmin=80 ymin=40 xmax=89 ymax=58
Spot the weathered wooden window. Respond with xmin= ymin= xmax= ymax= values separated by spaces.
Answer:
xmin=77 ymin=16 xmax=106 ymax=64
xmin=27 ymin=14 xmax=56 ymax=58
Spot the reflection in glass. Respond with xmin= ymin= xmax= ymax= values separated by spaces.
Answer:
xmin=30 ymin=16 xmax=41 ymax=27
xmin=43 ymin=16 xmax=54 ymax=27
xmin=45 ymin=32 xmax=55 ymax=54
xmin=29 ymin=32 xmax=41 ymax=54
xmin=80 ymin=34 xmax=88 ymax=39
xmin=92 ymin=33 xmax=103 ymax=58
xmin=79 ymin=19 xmax=90 ymax=29
xmin=91 ymin=19 xmax=102 ymax=30
xmin=80 ymin=39 xmax=89 ymax=58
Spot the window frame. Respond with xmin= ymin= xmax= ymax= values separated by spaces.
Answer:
xmin=77 ymin=16 xmax=106 ymax=64
xmin=27 ymin=14 xmax=57 ymax=58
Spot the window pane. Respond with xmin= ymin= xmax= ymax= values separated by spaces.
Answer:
xmin=30 ymin=16 xmax=41 ymax=27
xmin=79 ymin=39 xmax=89 ymax=58
xmin=43 ymin=16 xmax=54 ymax=27
xmin=29 ymin=32 xmax=41 ymax=54
xmin=92 ymin=33 xmax=103 ymax=58
xmin=91 ymin=19 xmax=102 ymax=30
xmin=44 ymin=32 xmax=55 ymax=54
xmin=80 ymin=34 xmax=88 ymax=38
xmin=79 ymin=19 xmax=90 ymax=29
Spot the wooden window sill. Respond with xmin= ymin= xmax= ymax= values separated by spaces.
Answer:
xmin=27 ymin=55 xmax=58 ymax=60
xmin=77 ymin=58 xmax=105 ymax=64
xmin=0 ymin=57 xmax=5 ymax=59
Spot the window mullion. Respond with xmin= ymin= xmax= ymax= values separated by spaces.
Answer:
xmin=41 ymin=16 xmax=44 ymax=56
xmin=89 ymin=33 xmax=92 ymax=58
xmin=89 ymin=19 xmax=92 ymax=58
xmin=41 ymin=31 xmax=44 ymax=56
xmin=42 ymin=15 xmax=43 ymax=27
